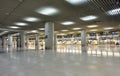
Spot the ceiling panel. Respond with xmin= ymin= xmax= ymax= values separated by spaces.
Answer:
xmin=0 ymin=0 xmax=119 ymax=32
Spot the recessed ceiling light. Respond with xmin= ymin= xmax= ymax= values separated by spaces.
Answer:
xmin=39 ymin=28 xmax=45 ymax=30
xmin=26 ymin=31 xmax=31 ymax=33
xmin=65 ymin=0 xmax=87 ymax=5
xmin=57 ymin=33 xmax=66 ymax=35
xmin=14 ymin=22 xmax=28 ymax=26
xmin=107 ymin=8 xmax=120 ymax=15
xmin=61 ymin=21 xmax=75 ymax=25
xmin=23 ymin=17 xmax=40 ymax=22
xmin=80 ymin=15 xmax=98 ymax=21
xmin=36 ymin=7 xmax=59 ymax=16
xmin=4 ymin=31 xmax=8 ymax=32
xmin=87 ymin=25 xmax=98 ymax=28
xmin=31 ymin=30 xmax=38 ymax=33
xmin=61 ymin=30 xmax=69 ymax=32
xmin=72 ymin=27 xmax=81 ymax=30
xmin=104 ymin=27 xmax=114 ymax=30
xmin=69 ymin=32 xmax=74 ymax=34
xmin=90 ymin=29 xmax=98 ymax=31
xmin=9 ymin=26 xmax=20 ymax=29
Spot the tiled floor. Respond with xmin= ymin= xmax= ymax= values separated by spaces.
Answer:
xmin=0 ymin=45 xmax=120 ymax=76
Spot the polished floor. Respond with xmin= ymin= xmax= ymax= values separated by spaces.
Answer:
xmin=0 ymin=45 xmax=120 ymax=76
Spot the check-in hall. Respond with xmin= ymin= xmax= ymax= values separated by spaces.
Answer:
xmin=0 ymin=0 xmax=120 ymax=76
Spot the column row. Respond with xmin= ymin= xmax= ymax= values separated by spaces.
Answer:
xmin=1 ymin=22 xmax=87 ymax=52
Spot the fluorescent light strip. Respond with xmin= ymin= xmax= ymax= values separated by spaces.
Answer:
xmin=58 ymin=33 xmax=66 ymax=35
xmin=69 ymin=32 xmax=74 ymax=34
xmin=9 ymin=26 xmax=20 ymax=29
xmin=107 ymin=8 xmax=120 ymax=15
xmin=80 ymin=15 xmax=98 ymax=21
xmin=36 ymin=7 xmax=59 ymax=16
xmin=72 ymin=28 xmax=81 ymax=30
xmin=26 ymin=31 xmax=31 ymax=33
xmin=90 ymin=29 xmax=98 ymax=31
xmin=31 ymin=30 xmax=38 ymax=33
xmin=39 ymin=28 xmax=45 ymax=30
xmin=104 ymin=27 xmax=114 ymax=30
xmin=87 ymin=25 xmax=98 ymax=28
xmin=61 ymin=21 xmax=75 ymax=25
xmin=61 ymin=30 xmax=69 ymax=32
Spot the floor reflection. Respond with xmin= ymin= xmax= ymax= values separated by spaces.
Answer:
xmin=0 ymin=45 xmax=120 ymax=76
xmin=57 ymin=45 xmax=120 ymax=57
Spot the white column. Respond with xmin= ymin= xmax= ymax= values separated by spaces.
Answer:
xmin=54 ymin=33 xmax=57 ymax=50
xmin=2 ymin=37 xmax=6 ymax=48
xmin=26 ymin=36 xmax=29 ymax=49
xmin=17 ymin=35 xmax=21 ymax=49
xmin=20 ymin=31 xmax=25 ymax=50
xmin=0 ymin=37 xmax=3 ymax=48
xmin=35 ymin=34 xmax=39 ymax=50
xmin=45 ymin=22 xmax=54 ymax=50
xmin=8 ymin=34 xmax=13 ymax=48
xmin=81 ymin=29 xmax=87 ymax=52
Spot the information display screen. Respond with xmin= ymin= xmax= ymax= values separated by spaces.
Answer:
xmin=111 ymin=32 xmax=115 ymax=35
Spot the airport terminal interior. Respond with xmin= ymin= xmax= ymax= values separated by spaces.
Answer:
xmin=0 ymin=0 xmax=120 ymax=76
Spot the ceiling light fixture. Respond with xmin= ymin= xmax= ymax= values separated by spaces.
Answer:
xmin=9 ymin=26 xmax=20 ymax=29
xmin=58 ymin=33 xmax=66 ymax=35
xmin=26 ymin=31 xmax=31 ymax=33
xmin=61 ymin=30 xmax=69 ymax=32
xmin=36 ymin=7 xmax=59 ymax=16
xmin=87 ymin=25 xmax=98 ymax=28
xmin=61 ymin=21 xmax=75 ymax=25
xmin=72 ymin=27 xmax=81 ymax=30
xmin=107 ymin=8 xmax=120 ymax=15
xmin=65 ymin=0 xmax=87 ymax=5
xmin=31 ymin=30 xmax=38 ymax=33
xmin=14 ymin=22 xmax=28 ymax=26
xmin=90 ymin=29 xmax=98 ymax=32
xmin=104 ymin=27 xmax=114 ymax=30
xmin=24 ymin=17 xmax=40 ymax=22
xmin=39 ymin=28 xmax=45 ymax=30
xmin=80 ymin=15 xmax=98 ymax=21
xmin=69 ymin=32 xmax=74 ymax=34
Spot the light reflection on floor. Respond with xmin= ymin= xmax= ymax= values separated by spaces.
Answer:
xmin=1 ymin=45 xmax=120 ymax=58
xmin=57 ymin=45 xmax=120 ymax=57
xmin=0 ymin=45 xmax=120 ymax=76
